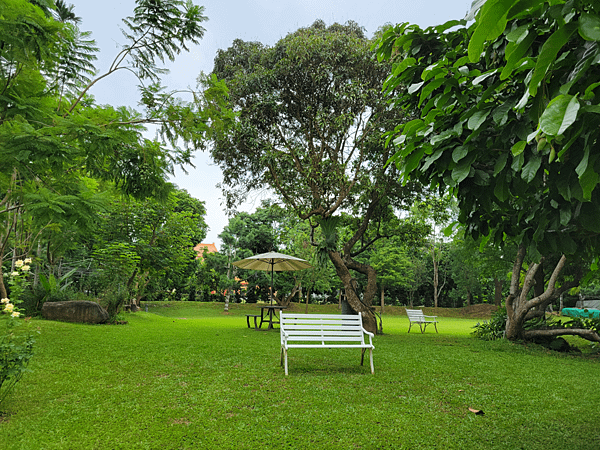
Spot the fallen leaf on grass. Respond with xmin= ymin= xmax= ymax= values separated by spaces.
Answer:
xmin=468 ymin=407 xmax=485 ymax=415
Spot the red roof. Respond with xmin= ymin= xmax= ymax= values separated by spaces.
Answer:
xmin=194 ymin=242 xmax=218 ymax=260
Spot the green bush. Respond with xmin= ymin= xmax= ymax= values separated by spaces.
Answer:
xmin=1 ymin=259 xmax=36 ymax=408
xmin=472 ymin=306 xmax=507 ymax=340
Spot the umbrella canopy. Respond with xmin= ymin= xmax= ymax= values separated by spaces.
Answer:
xmin=232 ymin=252 xmax=312 ymax=304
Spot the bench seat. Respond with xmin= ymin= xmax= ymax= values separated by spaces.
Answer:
xmin=280 ymin=313 xmax=374 ymax=375
xmin=245 ymin=314 xmax=261 ymax=329
xmin=406 ymin=309 xmax=438 ymax=333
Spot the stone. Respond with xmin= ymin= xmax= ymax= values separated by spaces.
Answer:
xmin=42 ymin=300 xmax=109 ymax=324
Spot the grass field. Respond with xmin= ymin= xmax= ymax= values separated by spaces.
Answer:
xmin=1 ymin=302 xmax=599 ymax=449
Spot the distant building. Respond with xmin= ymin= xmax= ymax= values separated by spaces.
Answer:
xmin=194 ymin=242 xmax=218 ymax=261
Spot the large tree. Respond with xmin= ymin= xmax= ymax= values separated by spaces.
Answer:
xmin=375 ymin=0 xmax=600 ymax=341
xmin=0 ymin=0 xmax=223 ymax=297
xmin=209 ymin=20 xmax=422 ymax=333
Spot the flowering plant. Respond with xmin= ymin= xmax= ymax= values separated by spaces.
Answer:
xmin=1 ymin=258 xmax=36 ymax=408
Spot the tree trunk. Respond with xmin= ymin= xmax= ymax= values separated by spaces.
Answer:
xmin=380 ymin=286 xmax=385 ymax=314
xmin=432 ymin=245 xmax=439 ymax=308
xmin=494 ymin=277 xmax=503 ymax=306
xmin=504 ymin=247 xmax=598 ymax=342
xmin=0 ymin=258 xmax=6 ymax=299
xmin=328 ymin=250 xmax=378 ymax=334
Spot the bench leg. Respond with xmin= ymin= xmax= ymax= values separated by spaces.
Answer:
xmin=434 ymin=322 xmax=438 ymax=333
xmin=360 ymin=348 xmax=365 ymax=366
xmin=246 ymin=315 xmax=251 ymax=328
xmin=253 ymin=316 xmax=258 ymax=329
xmin=369 ymin=348 xmax=374 ymax=374
xmin=408 ymin=322 xmax=412 ymax=333
xmin=282 ymin=348 xmax=288 ymax=376
xmin=419 ymin=323 xmax=424 ymax=334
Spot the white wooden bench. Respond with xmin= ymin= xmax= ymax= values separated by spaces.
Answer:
xmin=406 ymin=309 xmax=438 ymax=333
xmin=280 ymin=313 xmax=375 ymax=376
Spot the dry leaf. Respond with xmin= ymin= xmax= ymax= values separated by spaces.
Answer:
xmin=468 ymin=407 xmax=485 ymax=415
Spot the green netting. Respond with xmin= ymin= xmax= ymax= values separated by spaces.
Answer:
xmin=561 ymin=308 xmax=600 ymax=318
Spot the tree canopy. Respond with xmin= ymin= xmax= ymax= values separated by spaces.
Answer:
xmin=208 ymin=20 xmax=424 ymax=333
xmin=375 ymin=0 xmax=600 ymax=341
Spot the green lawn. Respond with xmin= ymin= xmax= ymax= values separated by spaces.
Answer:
xmin=1 ymin=302 xmax=599 ymax=449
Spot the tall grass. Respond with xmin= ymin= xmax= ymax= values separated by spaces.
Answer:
xmin=1 ymin=302 xmax=599 ymax=449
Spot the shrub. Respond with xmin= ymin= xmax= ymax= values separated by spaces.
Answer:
xmin=1 ymin=259 xmax=36 ymax=409
xmin=472 ymin=306 xmax=507 ymax=340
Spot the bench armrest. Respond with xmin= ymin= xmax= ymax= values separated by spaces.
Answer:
xmin=423 ymin=315 xmax=437 ymax=320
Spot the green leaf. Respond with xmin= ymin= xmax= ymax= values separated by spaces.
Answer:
xmin=521 ymin=155 xmax=542 ymax=183
xmin=452 ymin=159 xmax=472 ymax=183
xmin=501 ymin=31 xmax=536 ymax=80
xmin=512 ymin=152 xmax=524 ymax=171
xmin=506 ymin=24 xmax=530 ymax=44
xmin=472 ymin=69 xmax=499 ymax=85
xmin=408 ymin=81 xmax=424 ymax=94
xmin=452 ymin=146 xmax=468 ymax=162
xmin=529 ymin=23 xmax=578 ymax=96
xmin=493 ymin=152 xmax=509 ymax=176
xmin=403 ymin=146 xmax=426 ymax=177
xmin=467 ymin=109 xmax=491 ymax=130
xmin=579 ymin=14 xmax=600 ymax=41
xmin=494 ymin=174 xmax=510 ymax=201
xmin=539 ymin=94 xmax=580 ymax=136
xmin=468 ymin=0 xmax=514 ymax=62
xmin=511 ymin=140 xmax=526 ymax=156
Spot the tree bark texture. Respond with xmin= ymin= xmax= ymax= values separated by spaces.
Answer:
xmin=504 ymin=246 xmax=599 ymax=342
xmin=328 ymin=250 xmax=378 ymax=334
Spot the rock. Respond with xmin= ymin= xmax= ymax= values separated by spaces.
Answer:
xmin=42 ymin=300 xmax=109 ymax=324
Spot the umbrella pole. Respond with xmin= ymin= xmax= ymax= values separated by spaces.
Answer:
xmin=270 ymin=265 xmax=274 ymax=305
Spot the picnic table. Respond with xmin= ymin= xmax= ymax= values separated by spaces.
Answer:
xmin=258 ymin=305 xmax=287 ymax=330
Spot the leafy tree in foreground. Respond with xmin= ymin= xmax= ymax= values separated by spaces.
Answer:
xmin=0 ymin=0 xmax=223 ymax=297
xmin=209 ymin=21 xmax=422 ymax=333
xmin=375 ymin=0 xmax=600 ymax=341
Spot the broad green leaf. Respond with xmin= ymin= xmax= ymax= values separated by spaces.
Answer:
xmin=511 ymin=140 xmax=526 ymax=156
xmin=559 ymin=206 xmax=572 ymax=226
xmin=501 ymin=31 xmax=536 ymax=80
xmin=403 ymin=146 xmax=426 ymax=176
xmin=392 ymin=57 xmax=416 ymax=76
xmin=512 ymin=152 xmax=524 ymax=171
xmin=521 ymin=155 xmax=541 ymax=182
xmin=493 ymin=152 xmax=509 ymax=176
xmin=506 ymin=24 xmax=529 ymax=44
xmin=408 ymin=81 xmax=424 ymax=94
xmin=579 ymin=155 xmax=600 ymax=201
xmin=539 ymin=94 xmax=580 ymax=136
xmin=421 ymin=148 xmax=443 ymax=172
xmin=403 ymin=119 xmax=425 ymax=136
xmin=529 ymin=22 xmax=578 ymax=96
xmin=575 ymin=147 xmax=590 ymax=178
xmin=581 ymin=105 xmax=600 ymax=114
xmin=472 ymin=69 xmax=499 ymax=85
xmin=468 ymin=0 xmax=514 ymax=62
xmin=452 ymin=146 xmax=468 ymax=162
xmin=492 ymin=99 xmax=516 ymax=125
xmin=493 ymin=174 xmax=510 ymax=201
xmin=583 ymin=81 xmax=600 ymax=101
xmin=452 ymin=159 xmax=472 ymax=183
xmin=467 ymin=109 xmax=490 ymax=130
xmin=579 ymin=14 xmax=600 ymax=41
xmin=419 ymin=78 xmax=446 ymax=107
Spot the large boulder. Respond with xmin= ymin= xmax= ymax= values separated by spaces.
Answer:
xmin=42 ymin=300 xmax=109 ymax=324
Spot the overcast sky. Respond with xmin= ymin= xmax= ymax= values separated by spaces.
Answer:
xmin=73 ymin=0 xmax=473 ymax=247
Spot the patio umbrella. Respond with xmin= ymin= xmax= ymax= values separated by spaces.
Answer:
xmin=232 ymin=251 xmax=312 ymax=304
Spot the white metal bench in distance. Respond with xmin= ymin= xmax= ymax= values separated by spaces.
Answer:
xmin=280 ymin=313 xmax=375 ymax=376
xmin=406 ymin=309 xmax=438 ymax=333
